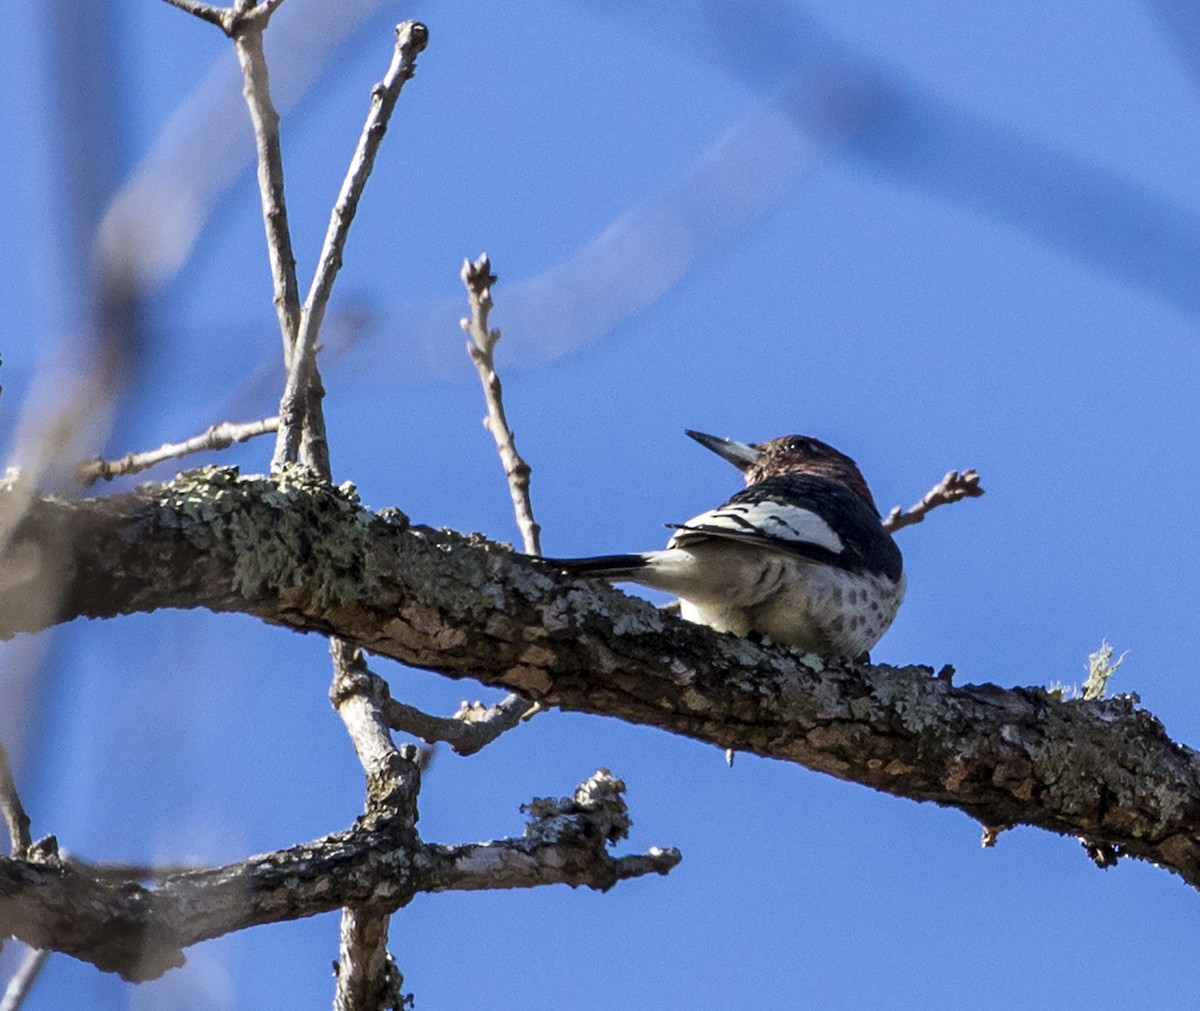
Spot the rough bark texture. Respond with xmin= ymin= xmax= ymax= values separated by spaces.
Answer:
xmin=0 ymin=769 xmax=669 ymax=981
xmin=3 ymin=467 xmax=1199 ymax=886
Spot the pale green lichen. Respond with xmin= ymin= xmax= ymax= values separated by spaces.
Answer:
xmin=160 ymin=466 xmax=381 ymax=611
xmin=1083 ymin=639 xmax=1127 ymax=701
xmin=1049 ymin=639 xmax=1128 ymax=702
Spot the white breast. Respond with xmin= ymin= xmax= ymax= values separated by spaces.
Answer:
xmin=666 ymin=542 xmax=904 ymax=656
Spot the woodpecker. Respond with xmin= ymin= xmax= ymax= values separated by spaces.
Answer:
xmin=544 ymin=431 xmax=904 ymax=658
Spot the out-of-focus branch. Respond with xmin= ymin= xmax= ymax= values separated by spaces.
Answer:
xmin=0 ymin=944 xmax=49 ymax=1011
xmin=461 ymin=254 xmax=542 ymax=556
xmin=0 ymin=740 xmax=30 ymax=858
xmin=161 ymin=0 xmax=229 ymax=30
xmin=272 ymin=21 xmax=428 ymax=470
xmin=76 ymin=417 xmax=279 ymax=485
xmin=883 ymin=469 xmax=983 ymax=533
xmin=64 ymin=858 xmax=203 ymax=882
xmin=384 ymin=691 xmax=537 ymax=757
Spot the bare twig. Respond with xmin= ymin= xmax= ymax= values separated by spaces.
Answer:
xmin=0 ymin=739 xmax=30 ymax=857
xmin=230 ymin=17 xmax=301 ymax=356
xmin=214 ymin=16 xmax=426 ymax=1000
xmin=460 ymin=254 xmax=542 ymax=555
xmin=0 ymin=945 xmax=49 ymax=1011
xmin=329 ymin=631 xmax=421 ymax=1010
xmin=76 ymin=417 xmax=279 ymax=485
xmin=433 ymin=769 xmax=681 ymax=892
xmin=160 ymin=0 xmax=229 ymax=31
xmin=383 ymin=692 xmax=537 ymax=757
xmin=273 ymin=21 xmax=429 ymax=470
xmin=169 ymin=12 xmax=428 ymax=999
xmin=882 ymin=469 xmax=984 ymax=533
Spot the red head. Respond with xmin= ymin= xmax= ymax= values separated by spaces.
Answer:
xmin=685 ymin=430 xmax=880 ymax=515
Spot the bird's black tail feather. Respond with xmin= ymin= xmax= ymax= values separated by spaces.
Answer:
xmin=539 ymin=553 xmax=652 ymax=580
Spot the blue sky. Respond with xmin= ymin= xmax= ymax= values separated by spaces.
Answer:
xmin=3 ymin=1 xmax=1200 ymax=1007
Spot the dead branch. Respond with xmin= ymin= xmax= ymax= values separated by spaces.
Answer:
xmin=384 ymin=692 xmax=536 ymax=757
xmin=76 ymin=417 xmax=279 ymax=485
xmin=461 ymin=253 xmax=542 ymax=556
xmin=0 ymin=769 xmax=676 ymax=982
xmin=883 ymin=469 xmax=983 ymax=533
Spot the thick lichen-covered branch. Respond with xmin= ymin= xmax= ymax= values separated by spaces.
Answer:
xmin=2 ymin=469 xmax=1200 ymax=886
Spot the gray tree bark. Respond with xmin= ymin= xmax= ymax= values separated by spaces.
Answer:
xmin=2 ymin=465 xmax=1196 ymax=901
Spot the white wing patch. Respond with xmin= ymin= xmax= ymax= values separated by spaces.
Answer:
xmin=668 ymin=500 xmax=845 ymax=555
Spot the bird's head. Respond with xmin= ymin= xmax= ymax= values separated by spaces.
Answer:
xmin=685 ymin=430 xmax=880 ymax=514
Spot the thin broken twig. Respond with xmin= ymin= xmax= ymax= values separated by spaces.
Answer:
xmin=883 ymin=469 xmax=984 ymax=533
xmin=76 ymin=417 xmax=279 ymax=485
xmin=460 ymin=253 xmax=542 ymax=556
xmin=384 ymin=692 xmax=537 ymax=758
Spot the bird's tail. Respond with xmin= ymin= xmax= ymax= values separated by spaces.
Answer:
xmin=539 ymin=553 xmax=653 ymax=581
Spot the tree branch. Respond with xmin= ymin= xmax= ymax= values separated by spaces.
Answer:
xmin=167 ymin=19 xmax=428 ymax=1000
xmin=0 ymin=769 xmax=674 ymax=982
xmin=272 ymin=22 xmax=428 ymax=470
xmin=160 ymin=0 xmax=230 ymax=31
xmin=169 ymin=0 xmax=316 ymax=475
xmin=76 ymin=417 xmax=279 ymax=485
xmin=2 ymin=470 xmax=1198 ymax=886
xmin=457 ymin=253 xmax=542 ymax=754
xmin=383 ymin=691 xmax=536 ymax=757
xmin=229 ymin=17 xmax=302 ymax=358
xmin=329 ymin=641 xmax=420 ymax=1011
xmin=0 ymin=740 xmax=30 ymax=857
xmin=883 ymin=469 xmax=984 ymax=533
xmin=0 ymin=944 xmax=48 ymax=1011
xmin=461 ymin=253 xmax=542 ymax=556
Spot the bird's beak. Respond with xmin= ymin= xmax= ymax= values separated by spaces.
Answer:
xmin=685 ymin=430 xmax=760 ymax=472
